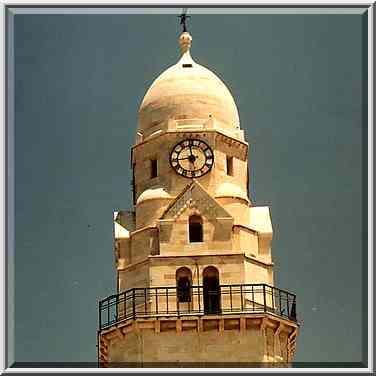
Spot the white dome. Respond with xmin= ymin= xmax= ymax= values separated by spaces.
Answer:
xmin=215 ymin=182 xmax=249 ymax=202
xmin=136 ymin=187 xmax=172 ymax=205
xmin=138 ymin=32 xmax=240 ymax=136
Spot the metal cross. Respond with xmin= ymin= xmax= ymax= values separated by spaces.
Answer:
xmin=178 ymin=8 xmax=190 ymax=33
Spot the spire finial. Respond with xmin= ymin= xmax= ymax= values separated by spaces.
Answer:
xmin=179 ymin=31 xmax=192 ymax=54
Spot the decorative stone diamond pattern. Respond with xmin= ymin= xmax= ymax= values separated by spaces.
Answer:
xmin=161 ymin=180 xmax=232 ymax=221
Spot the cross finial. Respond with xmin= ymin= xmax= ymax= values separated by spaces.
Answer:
xmin=178 ymin=8 xmax=190 ymax=33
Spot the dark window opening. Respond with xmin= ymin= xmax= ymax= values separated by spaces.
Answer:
xmin=189 ymin=215 xmax=203 ymax=242
xmin=203 ymin=266 xmax=221 ymax=314
xmin=177 ymin=277 xmax=191 ymax=302
xmin=226 ymin=156 xmax=234 ymax=176
xmin=150 ymin=159 xmax=158 ymax=178
xmin=182 ymin=63 xmax=193 ymax=68
xmin=176 ymin=267 xmax=192 ymax=303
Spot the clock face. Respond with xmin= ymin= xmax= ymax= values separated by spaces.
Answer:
xmin=170 ymin=139 xmax=214 ymax=178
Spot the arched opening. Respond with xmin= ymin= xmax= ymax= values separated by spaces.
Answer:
xmin=203 ymin=266 xmax=221 ymax=314
xmin=189 ymin=215 xmax=203 ymax=243
xmin=176 ymin=267 xmax=192 ymax=303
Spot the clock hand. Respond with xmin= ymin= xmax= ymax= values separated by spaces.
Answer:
xmin=178 ymin=154 xmax=198 ymax=161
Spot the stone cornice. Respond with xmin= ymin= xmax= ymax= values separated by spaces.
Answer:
xmin=132 ymin=128 xmax=249 ymax=152
xmin=244 ymin=254 xmax=274 ymax=268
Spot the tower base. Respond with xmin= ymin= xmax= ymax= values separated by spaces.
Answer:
xmin=99 ymin=314 xmax=298 ymax=367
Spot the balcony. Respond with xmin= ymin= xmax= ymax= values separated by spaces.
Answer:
xmin=98 ymin=284 xmax=297 ymax=331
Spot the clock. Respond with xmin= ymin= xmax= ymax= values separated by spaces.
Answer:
xmin=170 ymin=139 xmax=214 ymax=178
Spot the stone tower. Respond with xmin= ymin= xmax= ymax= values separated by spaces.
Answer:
xmin=97 ymin=31 xmax=299 ymax=367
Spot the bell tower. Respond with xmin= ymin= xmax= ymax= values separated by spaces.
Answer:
xmin=97 ymin=30 xmax=299 ymax=367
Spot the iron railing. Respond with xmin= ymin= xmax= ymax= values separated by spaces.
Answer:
xmin=98 ymin=283 xmax=297 ymax=331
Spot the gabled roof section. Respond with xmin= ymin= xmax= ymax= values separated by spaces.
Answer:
xmin=161 ymin=180 xmax=232 ymax=220
xmin=114 ymin=210 xmax=135 ymax=232
xmin=113 ymin=210 xmax=132 ymax=239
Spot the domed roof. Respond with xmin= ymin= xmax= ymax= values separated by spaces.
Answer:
xmin=136 ymin=187 xmax=172 ymax=205
xmin=138 ymin=32 xmax=240 ymax=136
xmin=215 ymin=182 xmax=249 ymax=202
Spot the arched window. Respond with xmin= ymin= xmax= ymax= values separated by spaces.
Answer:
xmin=176 ymin=267 xmax=192 ymax=303
xmin=189 ymin=215 xmax=203 ymax=243
xmin=203 ymin=266 xmax=221 ymax=314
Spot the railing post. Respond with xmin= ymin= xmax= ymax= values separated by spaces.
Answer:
xmin=166 ymin=287 xmax=169 ymax=314
xmin=155 ymin=288 xmax=158 ymax=315
xmin=286 ymin=292 xmax=290 ymax=319
xmin=290 ymin=295 xmax=297 ymax=320
xmin=230 ymin=285 xmax=232 ymax=312
xmin=177 ymin=287 xmax=180 ymax=317
xmin=240 ymin=284 xmax=244 ymax=311
xmin=132 ymin=289 xmax=136 ymax=320
xmin=219 ymin=285 xmax=222 ymax=313
xmin=107 ymin=300 xmax=110 ymax=326
xmin=198 ymin=286 xmax=201 ymax=313
xmin=251 ymin=285 xmax=254 ymax=311
xmin=144 ymin=288 xmax=147 ymax=315
xmin=115 ymin=295 xmax=118 ymax=323
xmin=124 ymin=291 xmax=127 ymax=320
xmin=263 ymin=285 xmax=266 ymax=312
xmin=99 ymin=301 xmax=102 ymax=330
xmin=190 ymin=286 xmax=193 ymax=312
